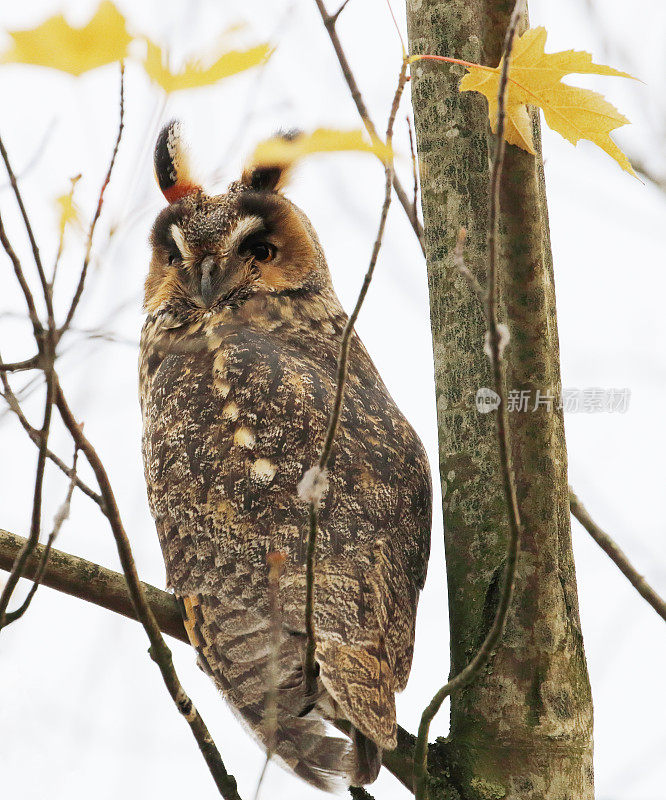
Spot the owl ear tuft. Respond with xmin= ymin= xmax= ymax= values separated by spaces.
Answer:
xmin=241 ymin=129 xmax=301 ymax=193
xmin=154 ymin=120 xmax=202 ymax=203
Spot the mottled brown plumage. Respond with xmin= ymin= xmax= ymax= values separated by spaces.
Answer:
xmin=139 ymin=121 xmax=431 ymax=790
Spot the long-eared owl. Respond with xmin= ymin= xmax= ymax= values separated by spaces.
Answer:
xmin=139 ymin=121 xmax=431 ymax=790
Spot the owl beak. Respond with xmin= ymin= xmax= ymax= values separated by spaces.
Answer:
xmin=199 ymin=256 xmax=216 ymax=307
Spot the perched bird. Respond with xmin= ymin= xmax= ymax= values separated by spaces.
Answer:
xmin=139 ymin=120 xmax=431 ymax=790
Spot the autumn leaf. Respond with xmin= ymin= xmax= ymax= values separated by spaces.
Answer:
xmin=0 ymin=1 xmax=131 ymax=75
xmin=55 ymin=175 xmax=82 ymax=237
xmin=249 ymin=129 xmax=393 ymax=170
xmin=457 ymin=27 xmax=636 ymax=175
xmin=143 ymin=38 xmax=271 ymax=93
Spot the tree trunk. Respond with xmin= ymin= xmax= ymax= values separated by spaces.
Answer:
xmin=406 ymin=2 xmax=594 ymax=798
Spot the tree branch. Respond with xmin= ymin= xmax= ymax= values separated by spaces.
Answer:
xmin=0 ymin=368 xmax=55 ymax=628
xmin=0 ymin=355 xmax=39 ymax=372
xmin=3 ymin=448 xmax=78 ymax=625
xmin=0 ymin=356 xmax=103 ymax=507
xmin=569 ymin=488 xmax=666 ymax=623
xmin=312 ymin=0 xmax=425 ymax=254
xmin=59 ymin=63 xmax=125 ymax=339
xmin=0 ymin=527 xmax=187 ymax=642
xmin=0 ymin=133 xmax=54 ymax=326
xmin=0 ymin=208 xmax=43 ymax=339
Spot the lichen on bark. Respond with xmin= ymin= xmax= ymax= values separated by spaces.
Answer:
xmin=406 ymin=1 xmax=594 ymax=798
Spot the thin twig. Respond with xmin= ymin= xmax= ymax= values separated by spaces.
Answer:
xmin=412 ymin=4 xmax=525 ymax=797
xmin=312 ymin=0 xmax=426 ymax=254
xmin=453 ymin=227 xmax=485 ymax=307
xmin=0 ymin=370 xmax=55 ymax=628
xmin=59 ymin=63 xmax=125 ymax=339
xmin=0 ymin=130 xmax=58 ymax=627
xmin=302 ymin=56 xmax=409 ymax=705
xmin=303 ymin=503 xmax=320 ymax=699
xmin=0 ymin=209 xmax=43 ymax=339
xmin=3 ymin=448 xmax=79 ymax=626
xmin=54 ymin=379 xmax=242 ymax=800
xmin=0 ymin=118 xmax=57 ymax=192
xmin=570 ymin=488 xmax=666 ymax=623
xmin=330 ymin=0 xmax=352 ymax=26
xmin=0 ymin=355 xmax=39 ymax=372
xmin=0 ymin=133 xmax=54 ymax=325
xmin=254 ymin=550 xmax=287 ymax=800
xmin=0 ymin=360 xmax=103 ymax=507
xmin=407 ymin=115 xmax=420 ymax=225
xmin=384 ymin=0 xmax=407 ymax=57
xmin=265 ymin=551 xmax=286 ymax=752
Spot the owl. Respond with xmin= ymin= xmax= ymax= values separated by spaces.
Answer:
xmin=139 ymin=120 xmax=431 ymax=790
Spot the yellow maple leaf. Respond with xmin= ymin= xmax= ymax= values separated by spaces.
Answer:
xmin=457 ymin=27 xmax=636 ymax=175
xmin=143 ymin=38 xmax=271 ymax=93
xmin=249 ymin=129 xmax=393 ymax=169
xmin=0 ymin=1 xmax=131 ymax=76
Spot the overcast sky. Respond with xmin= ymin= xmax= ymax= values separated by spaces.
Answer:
xmin=1 ymin=1 xmax=665 ymax=799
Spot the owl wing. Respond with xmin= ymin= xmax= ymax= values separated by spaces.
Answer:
xmin=141 ymin=321 xmax=431 ymax=760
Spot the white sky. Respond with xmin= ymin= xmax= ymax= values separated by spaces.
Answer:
xmin=0 ymin=1 xmax=665 ymax=799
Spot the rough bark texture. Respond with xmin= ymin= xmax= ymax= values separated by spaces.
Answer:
xmin=406 ymin=2 xmax=594 ymax=798
xmin=0 ymin=527 xmax=187 ymax=642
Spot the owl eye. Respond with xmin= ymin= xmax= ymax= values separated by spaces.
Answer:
xmin=168 ymin=251 xmax=181 ymax=266
xmin=249 ymin=241 xmax=275 ymax=263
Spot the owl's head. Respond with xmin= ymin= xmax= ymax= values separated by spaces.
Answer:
xmin=144 ymin=121 xmax=328 ymax=317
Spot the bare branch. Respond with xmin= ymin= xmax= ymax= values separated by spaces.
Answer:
xmin=0 ymin=133 xmax=54 ymax=325
xmin=254 ymin=549 xmax=287 ymax=799
xmin=407 ymin=115 xmax=420 ymax=226
xmin=330 ymin=0 xmax=352 ymax=26
xmin=0 ymin=355 xmax=39 ymax=372
xmin=303 ymin=502 xmax=321 ymax=699
xmin=266 ymin=551 xmax=286 ymax=746
xmin=3 ymin=448 xmax=78 ymax=626
xmin=312 ymin=0 xmax=426 ymax=254
xmin=0 ymin=119 xmax=57 ymax=192
xmin=302 ymin=58 xmax=410 ymax=699
xmin=413 ymin=4 xmax=525 ymax=796
xmin=570 ymin=488 xmax=666 ymax=623
xmin=0 ymin=209 xmax=43 ymax=338
xmin=59 ymin=63 xmax=125 ymax=339
xmin=0 ymin=133 xmax=58 ymax=628
xmin=0 ymin=369 xmax=55 ymax=628
xmin=0 ymin=358 xmax=103 ymax=507
xmin=54 ymin=379 xmax=242 ymax=800
xmin=0 ymin=527 xmax=187 ymax=642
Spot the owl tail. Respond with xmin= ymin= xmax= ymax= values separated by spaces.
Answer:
xmin=349 ymin=726 xmax=382 ymax=786
xmin=264 ymin=711 xmax=380 ymax=790
xmin=269 ymin=713 xmax=353 ymax=791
